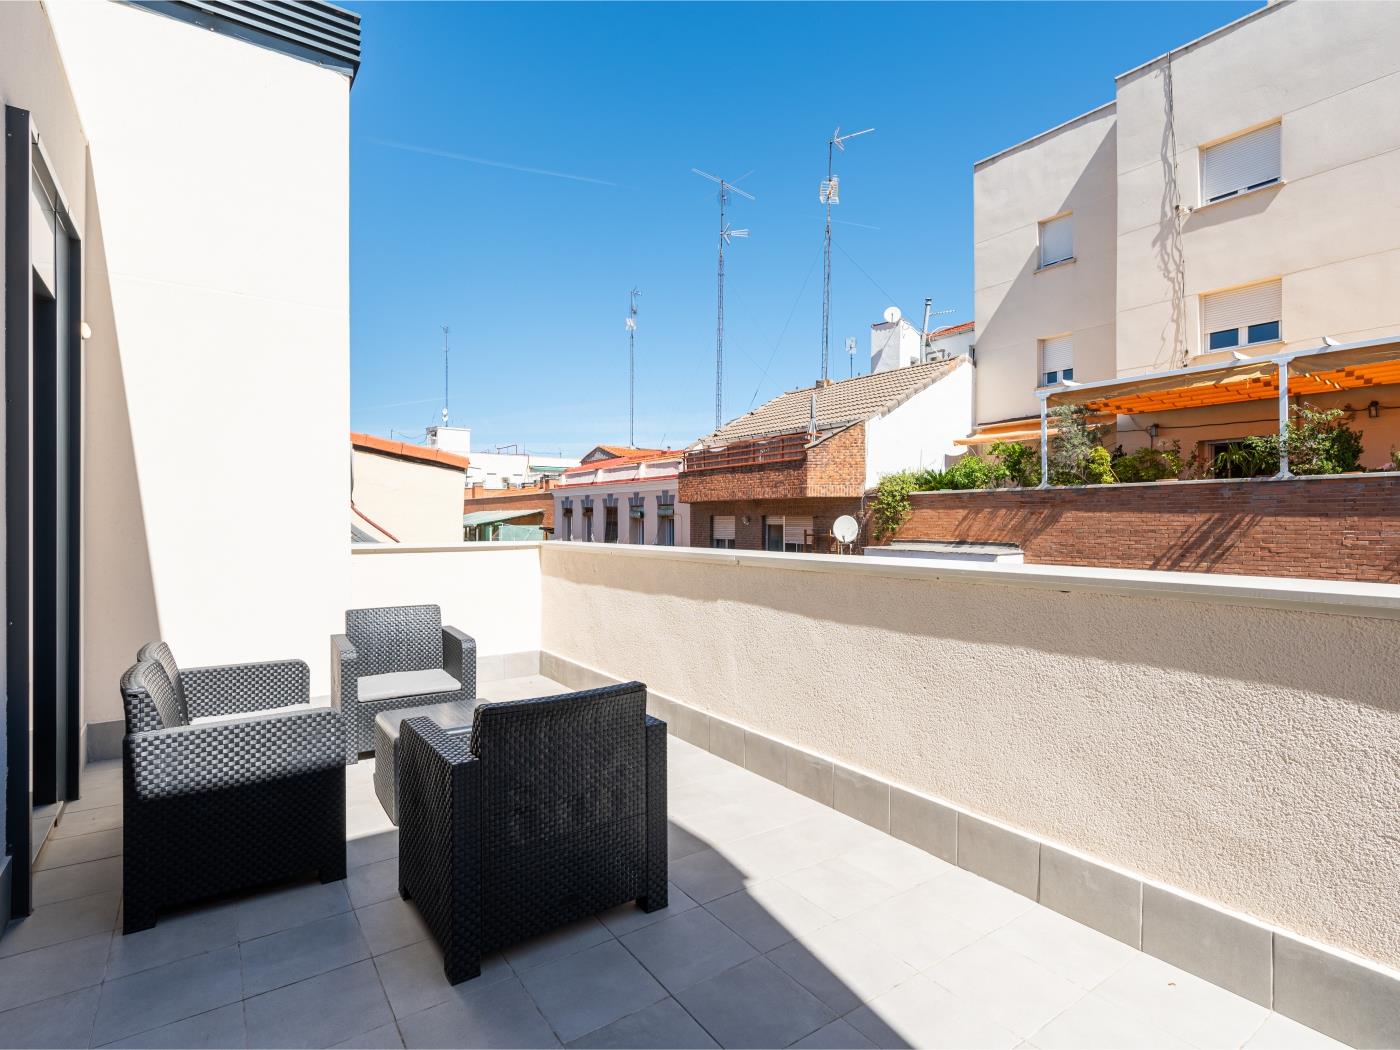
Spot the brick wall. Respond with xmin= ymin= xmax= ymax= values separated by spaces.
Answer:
xmin=689 ymin=498 xmax=864 ymax=552
xmin=890 ymin=475 xmax=1400 ymax=582
xmin=461 ymin=488 xmax=554 ymax=530
xmin=679 ymin=424 xmax=866 ymax=504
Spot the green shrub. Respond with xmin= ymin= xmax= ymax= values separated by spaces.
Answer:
xmin=871 ymin=470 xmax=919 ymax=538
xmin=1391 ymin=448 xmax=1400 ymax=472
xmin=1049 ymin=405 xmax=1114 ymax=485
xmin=1084 ymin=446 xmax=1116 ymax=485
xmin=1213 ymin=434 xmax=1281 ymax=477
xmin=1286 ymin=405 xmax=1363 ymax=475
xmin=1112 ymin=442 xmax=1183 ymax=483
xmin=920 ymin=455 xmax=1010 ymax=491
xmin=988 ymin=441 xmax=1040 ymax=487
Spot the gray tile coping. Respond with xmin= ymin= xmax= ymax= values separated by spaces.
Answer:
xmin=0 ymin=666 xmax=1373 ymax=1049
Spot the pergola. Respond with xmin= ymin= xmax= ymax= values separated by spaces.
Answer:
xmin=1032 ymin=336 xmax=1400 ymax=486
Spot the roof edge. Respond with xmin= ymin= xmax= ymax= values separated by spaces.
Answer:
xmin=1115 ymin=1 xmax=1289 ymax=86
xmin=974 ymin=101 xmax=1116 ymax=170
xmin=352 ymin=432 xmax=469 ymax=471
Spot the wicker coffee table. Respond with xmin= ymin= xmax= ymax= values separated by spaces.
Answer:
xmin=373 ymin=699 xmax=476 ymax=824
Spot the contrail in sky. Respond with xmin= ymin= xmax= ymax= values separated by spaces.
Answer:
xmin=370 ymin=138 xmax=618 ymax=187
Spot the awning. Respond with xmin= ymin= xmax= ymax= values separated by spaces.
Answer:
xmin=529 ymin=464 xmax=568 ymax=474
xmin=462 ymin=508 xmax=543 ymax=527
xmin=956 ymin=414 xmax=1115 ymax=446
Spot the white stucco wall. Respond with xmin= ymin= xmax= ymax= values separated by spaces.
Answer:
xmin=349 ymin=545 xmax=541 ymax=661
xmin=863 ymin=359 xmax=975 ymax=486
xmin=352 ymin=450 xmax=466 ymax=546
xmin=539 ymin=542 xmax=1400 ymax=971
xmin=554 ymin=476 xmax=689 ymax=546
xmin=45 ymin=1 xmax=351 ymax=718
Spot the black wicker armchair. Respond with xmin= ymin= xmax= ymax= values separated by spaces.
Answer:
xmin=119 ymin=645 xmax=347 ymax=934
xmin=397 ymin=682 xmax=667 ymax=983
xmin=331 ymin=604 xmax=476 ymax=761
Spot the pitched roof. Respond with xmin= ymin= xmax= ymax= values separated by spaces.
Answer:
xmin=927 ymin=320 xmax=974 ymax=339
xmin=580 ymin=444 xmax=668 ymax=464
xmin=564 ymin=449 xmax=683 ymax=475
xmin=702 ymin=359 xmax=963 ymax=445
xmin=351 ymin=432 xmax=470 ymax=471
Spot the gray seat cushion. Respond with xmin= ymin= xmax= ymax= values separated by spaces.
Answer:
xmin=359 ymin=668 xmax=461 ymax=704
xmin=190 ymin=702 xmax=313 ymax=726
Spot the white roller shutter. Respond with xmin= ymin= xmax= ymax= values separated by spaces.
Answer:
xmin=783 ymin=516 xmax=813 ymax=546
xmin=1039 ymin=214 xmax=1073 ymax=267
xmin=1202 ymin=281 xmax=1281 ymax=334
xmin=1041 ymin=335 xmax=1073 ymax=375
xmin=1201 ymin=124 xmax=1281 ymax=203
xmin=712 ymin=515 xmax=735 ymax=542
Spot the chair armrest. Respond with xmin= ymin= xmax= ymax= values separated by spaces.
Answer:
xmin=125 ymin=706 xmax=345 ymax=801
xmin=330 ymin=634 xmax=359 ymax=711
xmin=442 ymin=626 xmax=477 ymax=700
xmin=180 ymin=660 xmax=310 ymax=720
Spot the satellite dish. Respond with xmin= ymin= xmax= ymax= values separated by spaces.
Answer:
xmin=882 ymin=306 xmax=902 ymax=325
xmin=832 ymin=515 xmax=859 ymax=544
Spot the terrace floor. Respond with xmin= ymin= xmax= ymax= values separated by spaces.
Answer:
xmin=0 ymin=673 xmax=1344 ymax=1049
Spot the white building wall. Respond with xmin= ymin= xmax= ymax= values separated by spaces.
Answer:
xmin=46 ymin=1 xmax=352 ymax=720
xmin=553 ymin=476 xmax=689 ymax=547
xmin=863 ymin=360 xmax=976 ymax=488
xmin=870 ymin=318 xmax=922 ymax=373
xmin=352 ymin=451 xmax=466 ymax=547
xmin=923 ymin=327 xmax=975 ymax=362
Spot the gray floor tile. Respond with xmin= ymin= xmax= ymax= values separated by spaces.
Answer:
xmin=669 ymin=849 xmax=750 ymax=905
xmin=357 ymin=896 xmax=431 ymax=956
xmin=107 ymin=903 xmax=239 ymax=980
xmin=52 ymin=804 xmax=124 ymax=840
xmin=504 ymin=916 xmax=613 ymax=974
xmin=901 ymin=867 xmax=1036 ymax=935
xmin=32 ymin=856 xmax=122 ymax=908
xmin=348 ymin=829 xmax=399 ymax=870
xmin=845 ymin=974 xmax=1022 ymax=1049
xmin=837 ymin=835 xmax=955 ymax=893
xmin=789 ymin=1019 xmax=878 ymax=1050
xmin=717 ymin=814 xmax=885 ymax=886
xmin=1093 ymin=952 xmax=1269 ymax=1049
xmin=780 ymin=858 xmax=902 ymax=919
xmin=397 ymin=977 xmax=560 ymax=1049
xmin=675 ymin=955 xmax=834 ymax=1049
xmin=668 ymin=823 xmax=710 ymax=862
xmin=244 ymin=959 xmax=394 ymax=1049
xmin=0 ymin=889 xmax=120 ymax=957
xmin=621 ymin=908 xmax=757 ymax=994
xmin=234 ymin=878 xmax=352 ymax=941
xmin=924 ymin=938 xmax=1086 ymax=1039
xmin=92 ymin=944 xmax=244 ymax=1045
xmin=349 ymin=857 xmax=399 ymax=909
xmin=0 ymin=984 xmax=100 ymax=1049
xmin=240 ymin=910 xmax=371 ymax=996
xmin=815 ymin=887 xmax=983 ymax=972
xmin=1026 ymin=992 xmax=1194 ymax=1049
xmin=767 ymin=931 xmax=916 ymax=1016
xmin=333 ymin=1022 xmax=405 ymax=1049
xmin=0 ymin=931 xmax=111 ymax=1013
xmin=373 ymin=939 xmax=513 ymax=1020
xmin=598 ymin=884 xmax=698 ymax=938
xmin=98 ymin=1002 xmax=247 ymax=1049
xmin=705 ymin=882 xmax=836 ymax=954
xmin=1242 ymin=1012 xmax=1350 ymax=1050
xmin=33 ymin=829 xmax=122 ymax=871
xmin=517 ymin=939 xmax=667 ymax=1043
xmin=982 ymin=904 xmax=1135 ymax=990
xmin=567 ymin=997 xmax=718 ymax=1049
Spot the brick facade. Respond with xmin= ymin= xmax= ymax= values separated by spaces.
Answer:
xmin=889 ymin=475 xmax=1400 ymax=582
xmin=689 ymin=498 xmax=864 ymax=552
xmin=679 ymin=424 xmax=867 ymax=504
xmin=461 ymin=487 xmax=554 ymax=531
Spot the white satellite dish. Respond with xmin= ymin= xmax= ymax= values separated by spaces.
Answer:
xmin=832 ymin=515 xmax=859 ymax=544
xmin=882 ymin=306 xmax=902 ymax=325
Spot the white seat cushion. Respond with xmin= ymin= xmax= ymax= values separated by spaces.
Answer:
xmin=190 ymin=703 xmax=312 ymax=726
xmin=359 ymin=668 xmax=461 ymax=704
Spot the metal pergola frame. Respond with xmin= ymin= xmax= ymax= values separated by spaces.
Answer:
xmin=1033 ymin=336 xmax=1400 ymax=487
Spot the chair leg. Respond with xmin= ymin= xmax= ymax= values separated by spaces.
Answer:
xmin=639 ymin=888 xmax=669 ymax=913
xmin=122 ymin=897 xmax=158 ymax=935
xmin=443 ymin=947 xmax=481 ymax=985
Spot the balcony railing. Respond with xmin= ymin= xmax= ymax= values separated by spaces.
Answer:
xmin=683 ymin=431 xmax=808 ymax=473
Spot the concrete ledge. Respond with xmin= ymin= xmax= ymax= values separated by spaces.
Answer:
xmin=478 ymin=649 xmax=540 ymax=681
xmin=86 ymin=719 xmax=124 ymax=762
xmin=540 ymin=648 xmax=1400 ymax=1048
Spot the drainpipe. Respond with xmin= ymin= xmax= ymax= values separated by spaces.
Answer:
xmin=1276 ymin=360 xmax=1293 ymax=479
xmin=1038 ymin=395 xmax=1050 ymax=488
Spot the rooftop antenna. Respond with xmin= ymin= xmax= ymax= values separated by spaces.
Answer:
xmin=693 ymin=168 xmax=753 ymax=430
xmin=919 ymin=297 xmax=955 ymax=360
xmin=846 ymin=336 xmax=857 ymax=378
xmin=821 ymin=125 xmax=874 ymax=382
xmin=626 ymin=287 xmax=640 ymax=446
xmin=441 ymin=324 xmax=450 ymax=426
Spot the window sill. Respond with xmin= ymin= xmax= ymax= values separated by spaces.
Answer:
xmin=1192 ymin=339 xmax=1284 ymax=364
xmin=1191 ymin=179 xmax=1285 ymax=215
xmin=1034 ymin=257 xmax=1076 ymax=274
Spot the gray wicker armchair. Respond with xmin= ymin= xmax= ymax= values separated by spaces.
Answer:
xmin=120 ymin=644 xmax=346 ymax=934
xmin=331 ymin=604 xmax=476 ymax=760
xmin=397 ymin=682 xmax=667 ymax=984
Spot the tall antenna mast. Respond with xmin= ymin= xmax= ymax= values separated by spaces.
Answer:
xmin=820 ymin=125 xmax=874 ymax=382
xmin=626 ymin=288 xmax=640 ymax=446
xmin=693 ymin=168 xmax=753 ymax=430
xmin=441 ymin=324 xmax=450 ymax=426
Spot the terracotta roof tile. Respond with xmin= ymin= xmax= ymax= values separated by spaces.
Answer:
xmin=564 ymin=449 xmax=683 ymax=474
xmin=927 ymin=320 xmax=975 ymax=339
xmin=351 ymin=432 xmax=470 ymax=471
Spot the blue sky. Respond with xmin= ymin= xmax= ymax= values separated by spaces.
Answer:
xmin=347 ymin=1 xmax=1258 ymax=454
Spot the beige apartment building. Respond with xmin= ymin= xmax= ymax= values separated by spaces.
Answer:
xmin=970 ymin=0 xmax=1400 ymax=466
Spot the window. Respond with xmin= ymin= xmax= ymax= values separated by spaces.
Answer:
xmin=604 ymin=504 xmax=619 ymax=543
xmin=629 ymin=514 xmax=644 ymax=544
xmin=561 ymin=510 xmax=572 ymax=542
xmin=656 ymin=516 xmax=674 ymax=546
xmin=1039 ymin=214 xmax=1073 ymax=268
xmin=583 ymin=511 xmax=593 ymax=542
xmin=1200 ymin=123 xmax=1281 ymax=204
xmin=1202 ymin=281 xmax=1282 ymax=354
xmin=765 ymin=515 xmax=814 ymax=553
xmin=1040 ymin=335 xmax=1074 ymax=386
xmin=712 ymin=515 xmax=736 ymax=550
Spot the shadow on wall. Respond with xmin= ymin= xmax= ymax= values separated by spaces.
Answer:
xmin=80 ymin=154 xmax=161 ymax=735
xmin=541 ymin=544 xmax=1400 ymax=716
